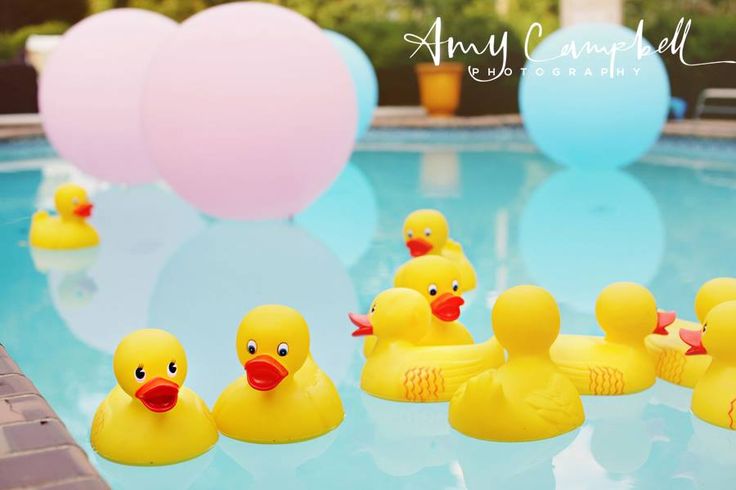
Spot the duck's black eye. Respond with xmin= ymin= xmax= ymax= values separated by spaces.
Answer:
xmin=370 ymin=304 xmax=376 ymax=313
xmin=407 ymin=230 xmax=413 ymax=239
xmin=428 ymin=284 xmax=438 ymax=296
xmin=424 ymin=228 xmax=431 ymax=237
xmin=452 ymin=280 xmax=459 ymax=292
xmin=134 ymin=366 xmax=146 ymax=381
xmin=277 ymin=342 xmax=289 ymax=357
xmin=167 ymin=361 xmax=177 ymax=376
xmin=247 ymin=340 xmax=257 ymax=355
xmin=703 ymin=324 xmax=707 ymax=333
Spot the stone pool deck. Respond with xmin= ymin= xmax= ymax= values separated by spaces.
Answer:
xmin=1 ymin=111 xmax=736 ymax=141
xmin=371 ymin=109 xmax=736 ymax=139
xmin=0 ymin=345 xmax=108 ymax=489
xmin=0 ymin=115 xmax=45 ymax=141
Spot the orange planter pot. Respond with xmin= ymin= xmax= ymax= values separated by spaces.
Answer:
xmin=415 ymin=62 xmax=464 ymax=117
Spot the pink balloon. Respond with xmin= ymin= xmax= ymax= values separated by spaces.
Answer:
xmin=39 ymin=9 xmax=176 ymax=184
xmin=142 ymin=3 xmax=357 ymax=220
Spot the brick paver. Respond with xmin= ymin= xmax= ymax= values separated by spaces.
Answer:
xmin=0 ymin=345 xmax=108 ymax=490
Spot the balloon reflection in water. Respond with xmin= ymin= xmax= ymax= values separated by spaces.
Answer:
xmin=359 ymin=393 xmax=452 ymax=477
xmin=453 ymin=423 xmax=576 ymax=488
xmin=31 ymin=247 xmax=99 ymax=309
xmin=91 ymin=445 xmax=213 ymax=490
xmin=149 ymin=220 xmax=359 ymax=405
xmin=48 ymin=185 xmax=205 ymax=352
xmin=218 ymin=432 xmax=337 ymax=486
xmin=520 ymin=170 xmax=664 ymax=313
xmin=585 ymin=391 xmax=654 ymax=475
xmin=687 ymin=416 xmax=736 ymax=487
xmin=296 ymin=163 xmax=377 ymax=267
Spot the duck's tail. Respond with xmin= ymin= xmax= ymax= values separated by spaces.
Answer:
xmin=443 ymin=238 xmax=464 ymax=258
xmin=31 ymin=210 xmax=49 ymax=223
xmin=435 ymin=337 xmax=505 ymax=397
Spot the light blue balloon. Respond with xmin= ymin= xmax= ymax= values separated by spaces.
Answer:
xmin=519 ymin=23 xmax=670 ymax=169
xmin=325 ymin=30 xmax=379 ymax=140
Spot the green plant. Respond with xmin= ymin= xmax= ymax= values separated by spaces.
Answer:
xmin=626 ymin=0 xmax=735 ymax=23
xmin=625 ymin=7 xmax=736 ymax=116
xmin=88 ymin=0 xmax=115 ymax=13
xmin=336 ymin=18 xmax=419 ymax=69
xmin=127 ymin=0 xmax=210 ymax=22
xmin=0 ymin=21 xmax=69 ymax=61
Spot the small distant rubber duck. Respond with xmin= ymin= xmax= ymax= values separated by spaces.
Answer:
xmin=213 ymin=305 xmax=343 ymax=443
xmin=91 ymin=329 xmax=218 ymax=465
xmin=645 ymin=278 xmax=736 ymax=388
xmin=393 ymin=255 xmax=473 ymax=345
xmin=449 ymin=285 xmax=584 ymax=442
xmin=349 ymin=288 xmax=503 ymax=402
xmin=679 ymin=300 xmax=736 ymax=430
xmin=29 ymin=183 xmax=99 ymax=249
xmin=403 ymin=209 xmax=477 ymax=291
xmin=550 ymin=282 xmax=675 ymax=395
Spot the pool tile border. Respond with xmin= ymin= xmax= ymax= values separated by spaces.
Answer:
xmin=0 ymin=345 xmax=109 ymax=490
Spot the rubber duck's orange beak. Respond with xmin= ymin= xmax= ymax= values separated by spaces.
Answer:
xmin=680 ymin=328 xmax=707 ymax=355
xmin=245 ymin=355 xmax=288 ymax=391
xmin=431 ymin=293 xmax=464 ymax=321
xmin=652 ymin=310 xmax=677 ymax=335
xmin=74 ymin=202 xmax=93 ymax=218
xmin=406 ymin=238 xmax=433 ymax=257
xmin=349 ymin=313 xmax=373 ymax=337
xmin=135 ymin=377 xmax=179 ymax=413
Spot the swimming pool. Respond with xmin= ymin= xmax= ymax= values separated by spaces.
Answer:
xmin=2 ymin=129 xmax=736 ymax=489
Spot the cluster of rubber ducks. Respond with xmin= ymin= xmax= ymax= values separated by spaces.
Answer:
xmin=351 ymin=209 xmax=736 ymax=441
xmin=90 ymin=306 xmax=343 ymax=465
xmin=27 ymin=186 xmax=736 ymax=465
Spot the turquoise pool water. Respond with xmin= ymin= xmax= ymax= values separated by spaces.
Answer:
xmin=2 ymin=130 xmax=736 ymax=489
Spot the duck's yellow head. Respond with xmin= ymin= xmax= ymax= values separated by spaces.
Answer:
xmin=394 ymin=255 xmax=464 ymax=322
xmin=694 ymin=278 xmax=736 ymax=323
xmin=113 ymin=329 xmax=187 ymax=413
xmin=349 ymin=288 xmax=430 ymax=343
xmin=55 ymin=183 xmax=94 ymax=220
xmin=681 ymin=300 xmax=736 ymax=360
xmin=492 ymin=285 xmax=560 ymax=356
xmin=596 ymin=282 xmax=665 ymax=342
xmin=236 ymin=305 xmax=309 ymax=391
xmin=402 ymin=209 xmax=449 ymax=257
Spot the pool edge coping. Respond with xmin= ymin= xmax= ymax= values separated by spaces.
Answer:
xmin=1 ymin=113 xmax=736 ymax=142
xmin=0 ymin=343 xmax=110 ymax=489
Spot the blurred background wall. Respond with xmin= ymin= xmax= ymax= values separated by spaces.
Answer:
xmin=0 ymin=0 xmax=734 ymax=116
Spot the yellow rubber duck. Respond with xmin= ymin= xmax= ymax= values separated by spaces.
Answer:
xmin=393 ymin=255 xmax=473 ymax=345
xmin=550 ymin=282 xmax=675 ymax=395
xmin=91 ymin=329 xmax=218 ymax=465
xmin=449 ymin=285 xmax=584 ymax=442
xmin=403 ymin=209 xmax=477 ymax=291
xmin=645 ymin=277 xmax=736 ymax=387
xmin=679 ymin=300 xmax=736 ymax=430
xmin=349 ymin=288 xmax=503 ymax=402
xmin=213 ymin=305 xmax=344 ymax=443
xmin=362 ymin=255 xmax=472 ymax=357
xmin=29 ymin=183 xmax=99 ymax=249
